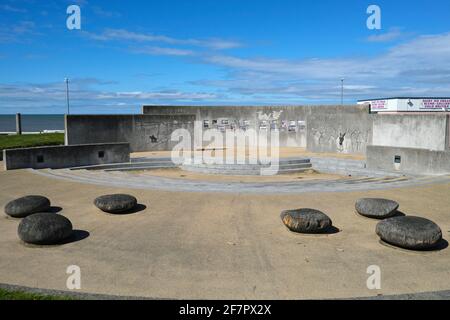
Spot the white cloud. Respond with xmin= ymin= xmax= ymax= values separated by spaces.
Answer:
xmin=196 ymin=32 xmax=450 ymax=100
xmin=91 ymin=6 xmax=121 ymax=18
xmin=367 ymin=27 xmax=404 ymax=42
xmin=3 ymin=26 xmax=450 ymax=107
xmin=0 ymin=4 xmax=27 ymax=13
xmin=135 ymin=46 xmax=195 ymax=56
xmin=0 ymin=20 xmax=38 ymax=43
xmin=103 ymin=91 xmax=217 ymax=100
xmin=0 ymin=79 xmax=220 ymax=111
xmin=85 ymin=28 xmax=242 ymax=50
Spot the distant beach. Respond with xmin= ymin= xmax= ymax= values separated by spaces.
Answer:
xmin=0 ymin=115 xmax=65 ymax=132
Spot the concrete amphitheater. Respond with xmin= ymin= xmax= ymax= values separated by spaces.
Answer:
xmin=2 ymin=103 xmax=450 ymax=299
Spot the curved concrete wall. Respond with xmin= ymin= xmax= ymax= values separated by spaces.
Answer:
xmin=143 ymin=105 xmax=372 ymax=154
xmin=64 ymin=106 xmax=449 ymax=163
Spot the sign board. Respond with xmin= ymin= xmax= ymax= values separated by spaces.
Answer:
xmin=358 ymin=98 xmax=450 ymax=112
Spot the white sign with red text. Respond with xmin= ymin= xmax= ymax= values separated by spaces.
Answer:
xmin=358 ymin=98 xmax=450 ymax=112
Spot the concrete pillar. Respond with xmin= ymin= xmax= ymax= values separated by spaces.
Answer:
xmin=64 ymin=114 xmax=68 ymax=145
xmin=15 ymin=113 xmax=22 ymax=135
xmin=446 ymin=114 xmax=450 ymax=150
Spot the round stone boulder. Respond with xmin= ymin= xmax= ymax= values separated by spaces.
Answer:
xmin=281 ymin=208 xmax=332 ymax=234
xmin=376 ymin=216 xmax=442 ymax=250
xmin=18 ymin=212 xmax=73 ymax=245
xmin=94 ymin=194 xmax=137 ymax=214
xmin=4 ymin=195 xmax=51 ymax=218
xmin=355 ymin=198 xmax=399 ymax=219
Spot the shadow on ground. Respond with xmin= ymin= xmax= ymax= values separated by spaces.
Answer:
xmin=60 ymin=230 xmax=90 ymax=245
xmin=322 ymin=226 xmax=341 ymax=235
xmin=48 ymin=206 xmax=63 ymax=213
xmin=115 ymin=204 xmax=147 ymax=215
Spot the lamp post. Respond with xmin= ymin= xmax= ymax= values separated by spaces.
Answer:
xmin=340 ymin=78 xmax=345 ymax=106
xmin=64 ymin=78 xmax=70 ymax=114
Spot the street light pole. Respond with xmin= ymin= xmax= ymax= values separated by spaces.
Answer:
xmin=64 ymin=78 xmax=70 ymax=114
xmin=341 ymin=78 xmax=345 ymax=106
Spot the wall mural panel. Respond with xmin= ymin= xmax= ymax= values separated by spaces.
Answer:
xmin=308 ymin=114 xmax=372 ymax=154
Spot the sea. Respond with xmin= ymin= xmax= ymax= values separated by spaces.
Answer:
xmin=0 ymin=115 xmax=65 ymax=132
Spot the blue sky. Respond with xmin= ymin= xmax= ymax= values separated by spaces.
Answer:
xmin=1 ymin=0 xmax=450 ymax=114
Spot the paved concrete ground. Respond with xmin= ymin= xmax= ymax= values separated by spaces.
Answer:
xmin=2 ymin=282 xmax=450 ymax=300
xmin=133 ymin=168 xmax=347 ymax=183
xmin=1 ymin=169 xmax=450 ymax=299
xmin=35 ymin=167 xmax=450 ymax=194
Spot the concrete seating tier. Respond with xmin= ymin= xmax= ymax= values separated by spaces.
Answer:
xmin=69 ymin=157 xmax=177 ymax=171
xmin=181 ymin=157 xmax=312 ymax=176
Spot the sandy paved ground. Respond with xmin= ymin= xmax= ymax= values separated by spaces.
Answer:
xmin=0 ymin=169 xmax=449 ymax=299
xmin=132 ymin=147 xmax=366 ymax=161
xmin=132 ymin=168 xmax=349 ymax=183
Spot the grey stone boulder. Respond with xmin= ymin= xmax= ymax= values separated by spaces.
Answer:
xmin=356 ymin=198 xmax=399 ymax=219
xmin=281 ymin=208 xmax=332 ymax=234
xmin=94 ymin=194 xmax=137 ymax=214
xmin=18 ymin=212 xmax=73 ymax=245
xmin=5 ymin=195 xmax=51 ymax=218
xmin=376 ymin=216 xmax=442 ymax=250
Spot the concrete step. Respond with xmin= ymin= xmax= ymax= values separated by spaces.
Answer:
xmin=185 ymin=158 xmax=310 ymax=165
xmin=181 ymin=163 xmax=312 ymax=171
xmin=310 ymin=158 xmax=367 ymax=169
xmin=71 ymin=161 xmax=176 ymax=171
xmin=131 ymin=157 xmax=172 ymax=163
xmin=104 ymin=165 xmax=175 ymax=172
xmin=180 ymin=164 xmax=313 ymax=176
xmin=276 ymin=167 xmax=315 ymax=174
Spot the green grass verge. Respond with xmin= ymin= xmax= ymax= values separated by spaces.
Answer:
xmin=0 ymin=133 xmax=64 ymax=160
xmin=0 ymin=288 xmax=73 ymax=300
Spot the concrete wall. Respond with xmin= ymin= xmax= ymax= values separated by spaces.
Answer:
xmin=58 ymin=106 xmax=450 ymax=175
xmin=143 ymin=105 xmax=372 ymax=154
xmin=144 ymin=105 xmax=308 ymax=148
xmin=65 ymin=114 xmax=195 ymax=152
xmin=367 ymin=145 xmax=450 ymax=175
xmin=306 ymin=106 xmax=373 ymax=154
xmin=372 ymin=114 xmax=449 ymax=151
xmin=4 ymin=143 xmax=130 ymax=170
